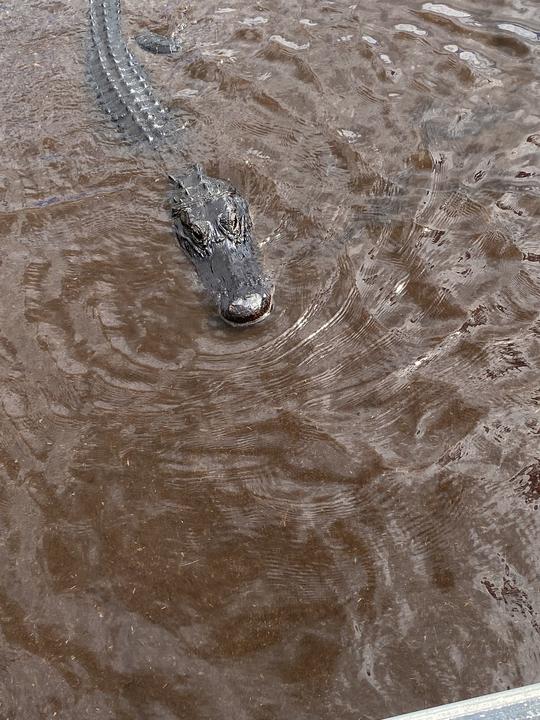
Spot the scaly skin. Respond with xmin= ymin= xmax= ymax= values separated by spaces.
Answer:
xmin=88 ymin=0 xmax=273 ymax=325
xmin=135 ymin=29 xmax=181 ymax=55
xmin=89 ymin=0 xmax=172 ymax=142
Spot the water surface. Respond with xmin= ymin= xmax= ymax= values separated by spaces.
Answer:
xmin=0 ymin=0 xmax=539 ymax=718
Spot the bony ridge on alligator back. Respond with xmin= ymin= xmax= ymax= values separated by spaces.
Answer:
xmin=88 ymin=0 xmax=273 ymax=326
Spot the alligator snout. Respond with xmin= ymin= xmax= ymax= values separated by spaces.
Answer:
xmin=220 ymin=290 xmax=273 ymax=326
xmin=203 ymin=237 xmax=273 ymax=326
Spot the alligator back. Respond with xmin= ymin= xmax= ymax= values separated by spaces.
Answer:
xmin=88 ymin=0 xmax=173 ymax=143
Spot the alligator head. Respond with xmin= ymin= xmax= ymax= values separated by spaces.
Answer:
xmin=170 ymin=165 xmax=273 ymax=326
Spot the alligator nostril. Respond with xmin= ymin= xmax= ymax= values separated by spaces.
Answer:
xmin=220 ymin=292 xmax=272 ymax=326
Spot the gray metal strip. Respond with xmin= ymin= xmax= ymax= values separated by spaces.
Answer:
xmin=384 ymin=682 xmax=540 ymax=720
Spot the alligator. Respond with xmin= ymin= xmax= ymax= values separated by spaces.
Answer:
xmin=88 ymin=0 xmax=273 ymax=325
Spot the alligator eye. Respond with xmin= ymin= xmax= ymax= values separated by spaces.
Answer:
xmin=229 ymin=211 xmax=240 ymax=234
xmin=192 ymin=224 xmax=207 ymax=243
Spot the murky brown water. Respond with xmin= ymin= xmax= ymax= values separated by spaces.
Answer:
xmin=0 ymin=0 xmax=539 ymax=717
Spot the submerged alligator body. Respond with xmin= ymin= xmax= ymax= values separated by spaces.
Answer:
xmin=88 ymin=0 xmax=272 ymax=325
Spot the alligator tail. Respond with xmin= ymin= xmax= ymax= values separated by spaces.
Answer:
xmin=88 ymin=0 xmax=173 ymax=143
